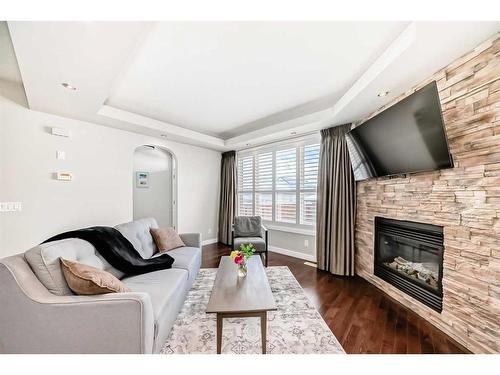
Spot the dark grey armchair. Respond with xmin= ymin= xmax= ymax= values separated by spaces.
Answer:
xmin=231 ymin=216 xmax=269 ymax=267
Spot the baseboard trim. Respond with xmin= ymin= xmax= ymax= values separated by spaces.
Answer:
xmin=268 ymin=246 xmax=316 ymax=262
xmin=202 ymin=238 xmax=218 ymax=246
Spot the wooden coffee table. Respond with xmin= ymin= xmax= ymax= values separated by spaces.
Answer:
xmin=206 ymin=256 xmax=277 ymax=354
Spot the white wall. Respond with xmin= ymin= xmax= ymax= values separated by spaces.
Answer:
xmin=0 ymin=96 xmax=220 ymax=257
xmin=133 ymin=146 xmax=173 ymax=227
xmin=268 ymin=229 xmax=316 ymax=262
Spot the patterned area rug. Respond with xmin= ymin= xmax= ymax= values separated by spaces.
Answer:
xmin=161 ymin=266 xmax=345 ymax=354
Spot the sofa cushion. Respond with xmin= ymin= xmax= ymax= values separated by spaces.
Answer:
xmin=60 ymin=258 xmax=131 ymax=295
xmin=234 ymin=216 xmax=262 ymax=237
xmin=233 ymin=236 xmax=266 ymax=252
xmin=152 ymin=246 xmax=201 ymax=285
xmin=122 ymin=268 xmax=188 ymax=352
xmin=115 ymin=218 xmax=158 ymax=259
xmin=25 ymin=238 xmax=125 ymax=296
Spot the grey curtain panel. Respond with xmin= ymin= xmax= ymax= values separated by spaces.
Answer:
xmin=218 ymin=151 xmax=236 ymax=245
xmin=316 ymin=124 xmax=356 ymax=276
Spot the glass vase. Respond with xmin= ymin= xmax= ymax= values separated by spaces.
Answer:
xmin=237 ymin=263 xmax=247 ymax=277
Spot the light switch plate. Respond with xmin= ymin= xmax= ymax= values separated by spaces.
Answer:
xmin=56 ymin=150 xmax=66 ymax=160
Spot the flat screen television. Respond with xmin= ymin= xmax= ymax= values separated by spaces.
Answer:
xmin=346 ymin=81 xmax=453 ymax=181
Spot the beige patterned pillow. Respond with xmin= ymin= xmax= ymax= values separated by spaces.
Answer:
xmin=150 ymin=227 xmax=185 ymax=253
xmin=60 ymin=258 xmax=130 ymax=295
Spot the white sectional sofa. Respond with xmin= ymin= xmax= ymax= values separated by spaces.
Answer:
xmin=0 ymin=218 xmax=202 ymax=353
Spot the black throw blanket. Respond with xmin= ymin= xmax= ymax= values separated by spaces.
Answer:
xmin=44 ymin=226 xmax=174 ymax=276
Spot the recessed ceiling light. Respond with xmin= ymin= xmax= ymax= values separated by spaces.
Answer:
xmin=61 ymin=83 xmax=77 ymax=91
xmin=160 ymin=134 xmax=168 ymax=138
xmin=377 ymin=90 xmax=390 ymax=97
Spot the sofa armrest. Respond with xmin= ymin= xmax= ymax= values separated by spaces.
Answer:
xmin=0 ymin=261 xmax=155 ymax=353
xmin=179 ymin=233 xmax=202 ymax=248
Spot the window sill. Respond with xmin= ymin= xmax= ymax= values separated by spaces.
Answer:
xmin=265 ymin=224 xmax=316 ymax=236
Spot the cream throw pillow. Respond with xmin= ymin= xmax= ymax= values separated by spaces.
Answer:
xmin=150 ymin=227 xmax=185 ymax=253
xmin=60 ymin=258 xmax=131 ymax=295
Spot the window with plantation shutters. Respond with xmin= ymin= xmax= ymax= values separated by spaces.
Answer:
xmin=255 ymin=152 xmax=273 ymax=221
xmin=237 ymin=155 xmax=253 ymax=216
xmin=275 ymin=148 xmax=297 ymax=223
xmin=300 ymin=144 xmax=320 ymax=225
xmin=236 ymin=136 xmax=320 ymax=230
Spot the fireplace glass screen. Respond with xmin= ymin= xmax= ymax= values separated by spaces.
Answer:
xmin=374 ymin=217 xmax=444 ymax=312
xmin=378 ymin=233 xmax=440 ymax=292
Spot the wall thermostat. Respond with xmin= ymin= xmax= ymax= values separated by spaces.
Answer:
xmin=55 ymin=172 xmax=73 ymax=181
xmin=51 ymin=127 xmax=71 ymax=138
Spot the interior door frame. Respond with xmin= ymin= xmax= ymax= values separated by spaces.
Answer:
xmin=133 ymin=145 xmax=178 ymax=230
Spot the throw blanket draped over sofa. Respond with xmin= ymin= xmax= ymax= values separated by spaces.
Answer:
xmin=44 ymin=226 xmax=174 ymax=275
xmin=0 ymin=218 xmax=202 ymax=353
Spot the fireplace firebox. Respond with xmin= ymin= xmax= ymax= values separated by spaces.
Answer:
xmin=374 ymin=217 xmax=444 ymax=312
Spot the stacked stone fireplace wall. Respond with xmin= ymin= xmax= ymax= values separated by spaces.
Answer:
xmin=355 ymin=33 xmax=500 ymax=353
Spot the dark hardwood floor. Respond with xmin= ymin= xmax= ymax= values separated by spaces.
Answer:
xmin=202 ymin=243 xmax=469 ymax=354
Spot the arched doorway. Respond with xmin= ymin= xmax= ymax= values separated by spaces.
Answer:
xmin=133 ymin=145 xmax=178 ymax=229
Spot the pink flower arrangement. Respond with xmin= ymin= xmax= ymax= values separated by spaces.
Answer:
xmin=230 ymin=243 xmax=255 ymax=274
xmin=234 ymin=254 xmax=244 ymax=265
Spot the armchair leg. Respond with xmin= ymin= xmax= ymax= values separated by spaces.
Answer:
xmin=231 ymin=230 xmax=234 ymax=252
xmin=265 ymin=230 xmax=269 ymax=267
